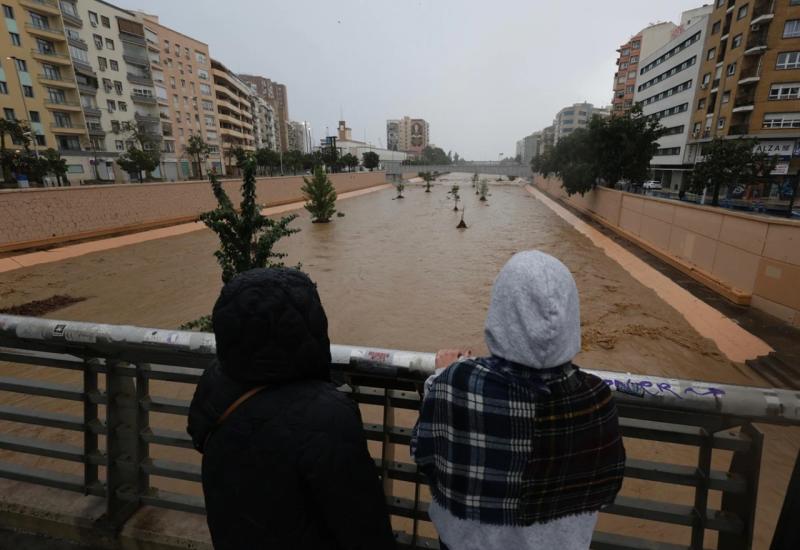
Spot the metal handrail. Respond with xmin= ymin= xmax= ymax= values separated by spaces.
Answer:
xmin=0 ymin=314 xmax=797 ymax=550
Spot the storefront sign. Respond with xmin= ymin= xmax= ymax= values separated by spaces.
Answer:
xmin=772 ymin=161 xmax=790 ymax=176
xmin=754 ymin=141 xmax=795 ymax=156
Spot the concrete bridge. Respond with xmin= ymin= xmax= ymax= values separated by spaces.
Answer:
xmin=383 ymin=161 xmax=532 ymax=179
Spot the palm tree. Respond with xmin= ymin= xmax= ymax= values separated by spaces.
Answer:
xmin=185 ymin=134 xmax=211 ymax=179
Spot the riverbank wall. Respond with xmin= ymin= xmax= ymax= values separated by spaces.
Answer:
xmin=534 ymin=175 xmax=800 ymax=327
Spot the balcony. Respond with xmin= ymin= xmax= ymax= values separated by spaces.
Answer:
xmin=119 ymin=33 xmax=147 ymax=47
xmin=71 ymin=58 xmax=95 ymax=76
xmin=131 ymin=94 xmax=157 ymax=105
xmin=0 ymin=315 xmax=797 ymax=550
xmin=19 ymin=0 xmax=60 ymax=16
xmin=67 ymin=36 xmax=87 ymax=50
xmin=744 ymin=32 xmax=768 ymax=55
xmin=728 ymin=124 xmax=750 ymax=135
xmin=86 ymin=124 xmax=105 ymax=136
xmin=751 ymin=0 xmax=775 ymax=26
xmin=134 ymin=112 xmax=160 ymax=124
xmin=60 ymin=11 xmax=83 ymax=28
xmin=732 ymin=94 xmax=756 ymax=112
xmin=38 ymin=73 xmax=76 ymax=89
xmin=126 ymin=73 xmax=153 ymax=86
xmin=50 ymin=122 xmax=86 ymax=134
xmin=82 ymin=106 xmax=101 ymax=117
xmin=45 ymin=99 xmax=82 ymax=111
xmin=25 ymin=22 xmax=66 ymax=40
xmin=30 ymin=48 xmax=72 ymax=65
xmin=77 ymin=81 xmax=98 ymax=95
xmin=123 ymin=53 xmax=150 ymax=67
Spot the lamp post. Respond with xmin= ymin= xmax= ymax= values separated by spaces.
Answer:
xmin=5 ymin=56 xmax=39 ymax=160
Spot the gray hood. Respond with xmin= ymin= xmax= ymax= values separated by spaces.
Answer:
xmin=484 ymin=251 xmax=581 ymax=369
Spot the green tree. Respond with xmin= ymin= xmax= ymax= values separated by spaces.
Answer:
xmin=116 ymin=121 xmax=161 ymax=183
xmin=301 ymin=166 xmax=337 ymax=222
xmin=42 ymin=148 xmax=68 ymax=186
xmin=419 ymin=171 xmax=434 ymax=192
xmin=421 ymin=146 xmax=451 ymax=165
xmin=395 ymin=181 xmax=405 ymax=199
xmin=363 ymin=151 xmax=380 ymax=171
xmin=690 ymin=138 xmax=776 ymax=206
xmin=478 ymin=179 xmax=490 ymax=201
xmin=472 ymin=172 xmax=479 ymax=188
xmin=449 ymin=184 xmax=461 ymax=211
xmin=255 ymin=147 xmax=279 ymax=176
xmin=0 ymin=119 xmax=30 ymax=184
xmin=341 ymin=153 xmax=359 ymax=172
xmin=185 ymin=134 xmax=211 ymax=179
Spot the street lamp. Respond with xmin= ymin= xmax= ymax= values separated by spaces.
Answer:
xmin=5 ymin=56 xmax=39 ymax=159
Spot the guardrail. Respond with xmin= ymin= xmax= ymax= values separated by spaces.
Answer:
xmin=0 ymin=315 xmax=798 ymax=549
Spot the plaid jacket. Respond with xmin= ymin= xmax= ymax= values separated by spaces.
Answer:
xmin=411 ymin=357 xmax=626 ymax=526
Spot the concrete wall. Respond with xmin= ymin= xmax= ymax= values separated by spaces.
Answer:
xmin=535 ymin=176 xmax=800 ymax=327
xmin=0 ymin=171 xmax=386 ymax=252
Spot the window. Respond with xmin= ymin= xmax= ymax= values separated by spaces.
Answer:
xmin=712 ymin=21 xmax=721 ymax=34
xmin=769 ymin=83 xmax=800 ymax=100
xmin=722 ymin=91 xmax=731 ymax=104
xmin=195 ymin=51 xmax=206 ymax=64
xmin=115 ymin=140 xmax=124 ymax=151
xmin=22 ymin=85 xmax=33 ymax=97
xmin=763 ymin=112 xmax=800 ymax=128
xmin=101 ymin=15 xmax=110 ymax=28
xmin=110 ymin=59 xmax=118 ymax=71
xmin=111 ymin=120 xmax=120 ymax=133
xmin=698 ymin=98 xmax=706 ymax=110
xmin=631 ymin=41 xmax=640 ymax=49
xmin=9 ymin=32 xmax=20 ymax=46
xmin=2 ymin=4 xmax=13 ymax=18
xmin=183 ymin=95 xmax=189 ymax=106
xmin=620 ymin=62 xmax=628 ymax=70
xmin=3 ymin=107 xmax=14 ymax=120
xmin=53 ymin=112 xmax=71 ymax=127
xmin=204 ymin=115 xmax=215 ymax=127
xmin=0 ymin=81 xmax=7 ymax=94
xmin=202 ymin=99 xmax=213 ymax=111
xmin=35 ymin=135 xmax=45 ymax=146
xmin=118 ymin=101 xmax=127 ymax=111
xmin=777 ymin=51 xmax=800 ymax=69
xmin=693 ymin=122 xmax=701 ymax=135
xmin=114 ymin=80 xmax=123 ymax=95
xmin=47 ymin=88 xmax=65 ymax=104
xmin=102 ymin=77 xmax=112 ymax=92
xmin=173 ymin=94 xmax=179 ymax=107
xmin=181 ymin=79 xmax=185 ymax=88
xmin=93 ymin=34 xmax=103 ymax=49
xmin=621 ymin=48 xmax=630 ymax=56
xmin=707 ymin=47 xmax=716 ymax=61
xmin=29 ymin=12 xmax=48 ymax=28
xmin=14 ymin=58 xmax=27 ymax=72
xmin=187 ymin=65 xmax=193 ymax=74
xmin=105 ymin=38 xmax=114 ymax=50
xmin=107 ymin=99 xmax=116 ymax=112
xmin=88 ymin=11 xmax=98 ymax=26
xmin=785 ymin=20 xmax=800 ymax=38
xmin=702 ymin=73 xmax=711 ymax=86
xmin=737 ymin=5 xmax=748 ymax=20
xmin=35 ymin=38 xmax=54 ymax=54
xmin=61 ymin=2 xmax=78 ymax=18
xmin=198 ymin=69 xmax=209 ymax=80
xmin=727 ymin=62 xmax=737 ymax=76
xmin=98 ymin=57 xmax=107 ymax=71
xmin=716 ymin=0 xmax=725 ymax=7
xmin=69 ymin=45 xmax=89 ymax=63
xmin=627 ymin=70 xmax=636 ymax=78
xmin=162 ymin=140 xmax=175 ymax=153
xmin=200 ymin=83 xmax=211 ymax=95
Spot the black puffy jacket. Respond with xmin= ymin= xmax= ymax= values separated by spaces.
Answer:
xmin=187 ymin=268 xmax=396 ymax=550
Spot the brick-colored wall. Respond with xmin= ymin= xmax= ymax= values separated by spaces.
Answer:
xmin=0 ymin=172 xmax=386 ymax=252
xmin=534 ymin=175 xmax=800 ymax=327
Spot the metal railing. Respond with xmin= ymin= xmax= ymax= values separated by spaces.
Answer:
xmin=0 ymin=315 xmax=798 ymax=550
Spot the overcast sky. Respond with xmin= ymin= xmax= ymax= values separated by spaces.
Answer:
xmin=118 ymin=0 xmax=709 ymax=160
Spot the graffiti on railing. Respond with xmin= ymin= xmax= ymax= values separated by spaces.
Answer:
xmin=606 ymin=378 xmax=726 ymax=399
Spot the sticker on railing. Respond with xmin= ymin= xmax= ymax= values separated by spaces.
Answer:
xmin=64 ymin=325 xmax=106 ymax=344
xmin=143 ymin=330 xmax=191 ymax=347
xmin=605 ymin=377 xmax=725 ymax=399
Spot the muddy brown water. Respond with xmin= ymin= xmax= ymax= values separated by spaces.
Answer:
xmin=0 ymin=173 xmax=796 ymax=548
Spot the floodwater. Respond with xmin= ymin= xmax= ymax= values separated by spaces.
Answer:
xmin=0 ymin=173 xmax=796 ymax=548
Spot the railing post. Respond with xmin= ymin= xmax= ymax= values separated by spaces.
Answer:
xmin=771 ymin=448 xmax=800 ymax=550
xmin=103 ymin=359 xmax=140 ymax=530
xmin=135 ymin=363 xmax=151 ymax=500
xmin=719 ymin=423 xmax=763 ymax=550
xmin=83 ymin=358 xmax=99 ymax=494
xmin=691 ymin=428 xmax=712 ymax=548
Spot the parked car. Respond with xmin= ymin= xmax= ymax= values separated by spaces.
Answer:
xmin=642 ymin=180 xmax=662 ymax=190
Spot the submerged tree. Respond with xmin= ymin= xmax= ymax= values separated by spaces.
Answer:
xmin=302 ymin=166 xmax=337 ymax=222
xmin=395 ymin=181 xmax=405 ymax=199
xmin=472 ymin=172 xmax=479 ymax=188
xmin=478 ymin=179 xmax=490 ymax=202
xmin=420 ymin=171 xmax=434 ymax=192
xmin=182 ymin=159 xmax=299 ymax=330
xmin=449 ymin=184 xmax=461 ymax=211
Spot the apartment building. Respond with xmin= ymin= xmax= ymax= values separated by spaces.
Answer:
xmin=633 ymin=6 xmax=713 ymax=191
xmin=612 ymin=22 xmax=678 ymax=116
xmin=553 ymin=102 xmax=611 ymax=144
xmin=210 ymin=58 xmax=255 ymax=172
xmin=386 ymin=116 xmax=429 ymax=156
xmin=516 ymin=131 xmax=542 ymax=165
xmin=288 ymin=120 xmax=311 ymax=153
xmin=688 ymin=0 xmax=800 ymax=190
xmin=251 ymin=94 xmax=276 ymax=151
xmin=1 ymin=0 xmax=90 ymax=181
xmin=137 ymin=13 xmax=222 ymax=179
xmin=238 ymin=74 xmax=289 ymax=152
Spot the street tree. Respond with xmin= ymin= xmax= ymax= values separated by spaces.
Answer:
xmin=363 ymin=151 xmax=380 ymax=171
xmin=341 ymin=153 xmax=359 ymax=172
xmin=42 ymin=148 xmax=69 ymax=186
xmin=301 ymin=166 xmax=337 ymax=222
xmin=116 ymin=121 xmax=161 ymax=183
xmin=185 ymin=134 xmax=211 ymax=179
xmin=0 ymin=119 xmax=30 ymax=184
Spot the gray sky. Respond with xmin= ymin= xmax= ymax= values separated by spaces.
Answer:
xmin=118 ymin=0 xmax=709 ymax=160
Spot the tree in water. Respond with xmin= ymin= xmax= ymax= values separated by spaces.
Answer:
xmin=395 ymin=181 xmax=405 ymax=199
xmin=472 ymin=172 xmax=479 ymax=188
xmin=419 ymin=171 xmax=434 ymax=192
xmin=182 ymin=159 xmax=299 ymax=330
xmin=185 ymin=134 xmax=211 ymax=179
xmin=301 ymin=166 xmax=337 ymax=223
xmin=478 ymin=179 xmax=490 ymax=202
xmin=449 ymin=184 xmax=461 ymax=211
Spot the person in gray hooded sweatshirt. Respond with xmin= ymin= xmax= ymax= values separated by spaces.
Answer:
xmin=411 ymin=250 xmax=626 ymax=550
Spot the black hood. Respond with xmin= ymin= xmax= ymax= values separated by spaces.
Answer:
xmin=212 ymin=268 xmax=332 ymax=385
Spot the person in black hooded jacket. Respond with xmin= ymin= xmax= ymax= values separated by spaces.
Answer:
xmin=187 ymin=268 xmax=396 ymax=550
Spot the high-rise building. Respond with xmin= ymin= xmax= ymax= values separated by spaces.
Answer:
xmin=251 ymin=95 xmax=277 ymax=151
xmin=612 ymin=22 xmax=678 ymax=116
xmin=1 ymin=0 xmax=90 ymax=181
xmin=386 ymin=116 xmax=429 ymax=156
xmin=688 ymin=0 xmax=800 ymax=189
xmin=553 ymin=103 xmax=611 ymax=144
xmin=137 ymin=13 xmax=222 ymax=179
xmin=634 ymin=6 xmax=713 ymax=191
xmin=287 ymin=120 xmax=310 ymax=153
xmin=238 ymin=74 xmax=289 ymax=152
xmin=516 ymin=131 xmax=542 ymax=165
xmin=210 ymin=58 xmax=255 ymax=172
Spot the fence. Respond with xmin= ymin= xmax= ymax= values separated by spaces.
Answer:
xmin=0 ymin=315 xmax=798 ymax=549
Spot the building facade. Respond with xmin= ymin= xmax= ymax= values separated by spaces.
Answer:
xmin=137 ymin=13 xmax=222 ymax=179
xmin=553 ymin=102 xmax=611 ymax=144
xmin=613 ymin=22 xmax=678 ymax=116
xmin=516 ymin=131 xmax=542 ymax=165
xmin=386 ymin=116 xmax=429 ymax=156
xmin=288 ymin=120 xmax=310 ymax=153
xmin=251 ymin=95 xmax=276 ymax=151
xmin=238 ymin=74 xmax=289 ymax=152
xmin=688 ymin=0 xmax=800 ymax=194
xmin=634 ymin=6 xmax=713 ymax=191
xmin=210 ymin=58 xmax=254 ymax=172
